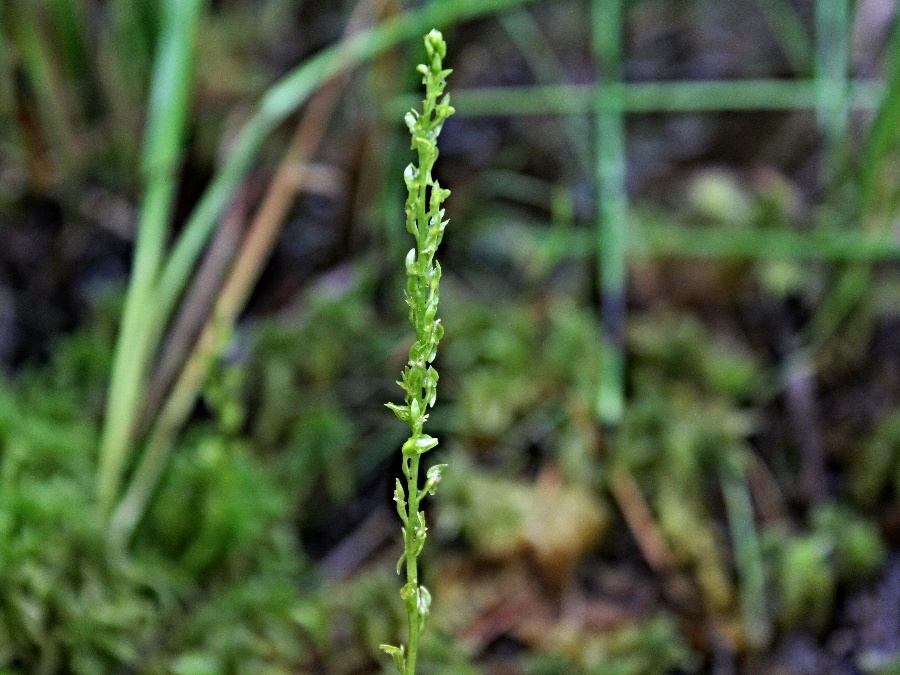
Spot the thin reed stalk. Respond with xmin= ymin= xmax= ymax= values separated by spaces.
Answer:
xmin=592 ymin=0 xmax=627 ymax=427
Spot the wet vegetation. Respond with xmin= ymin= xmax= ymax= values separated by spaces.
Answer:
xmin=0 ymin=0 xmax=899 ymax=673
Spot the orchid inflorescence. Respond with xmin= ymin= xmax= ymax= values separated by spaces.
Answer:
xmin=380 ymin=29 xmax=454 ymax=675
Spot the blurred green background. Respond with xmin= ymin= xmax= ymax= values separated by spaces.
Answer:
xmin=0 ymin=0 xmax=899 ymax=673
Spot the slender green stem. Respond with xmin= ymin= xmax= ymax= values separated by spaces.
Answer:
xmin=404 ymin=453 xmax=422 ymax=674
xmin=592 ymin=0 xmax=627 ymax=427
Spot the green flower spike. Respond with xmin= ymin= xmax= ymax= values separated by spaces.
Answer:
xmin=380 ymin=29 xmax=454 ymax=675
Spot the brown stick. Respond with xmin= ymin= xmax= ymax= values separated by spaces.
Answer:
xmin=143 ymin=184 xmax=248 ymax=430
xmin=783 ymin=353 xmax=827 ymax=506
xmin=608 ymin=465 xmax=676 ymax=574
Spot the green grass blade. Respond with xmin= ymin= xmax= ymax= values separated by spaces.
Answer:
xmin=592 ymin=0 xmax=627 ymax=427
xmin=804 ymin=2 xmax=893 ymax=354
xmin=815 ymin=0 xmax=851 ymax=184
xmin=721 ymin=458 xmax=770 ymax=648
xmin=387 ymin=80 xmax=883 ymax=118
xmin=632 ymin=220 xmax=900 ymax=261
xmin=499 ymin=218 xmax=900 ymax=262
xmin=0 ymin=3 xmax=15 ymax=128
xmin=806 ymin=265 xmax=870 ymax=352
xmin=98 ymin=0 xmax=160 ymax=170
xmin=755 ymin=0 xmax=813 ymax=75
xmin=97 ymin=0 xmax=206 ymax=517
xmin=108 ymin=0 xmax=155 ymax=97
xmin=858 ymin=17 xmax=900 ymax=212
xmin=95 ymin=27 xmax=142 ymax=171
xmin=499 ymin=7 xmax=593 ymax=178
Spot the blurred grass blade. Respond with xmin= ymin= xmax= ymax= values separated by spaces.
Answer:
xmin=116 ymin=2 xmax=540 ymax=488
xmin=369 ymin=0 xmax=407 ymax=261
xmin=814 ymin=0 xmax=851 ymax=184
xmin=500 ymin=7 xmax=593 ymax=179
xmin=721 ymin=458 xmax=770 ymax=648
xmin=631 ymin=219 xmax=900 ymax=261
xmin=97 ymin=0 xmax=206 ymax=518
xmin=49 ymin=0 xmax=91 ymax=92
xmin=592 ymin=0 xmax=627 ymax=426
xmin=805 ymin=5 xmax=896 ymax=353
xmin=8 ymin=3 xmax=81 ymax=182
xmin=109 ymin=0 xmax=155 ymax=98
xmin=505 ymin=218 xmax=900 ymax=262
xmin=0 ymin=3 xmax=15 ymax=128
xmin=96 ymin=26 xmax=141 ymax=170
xmin=755 ymin=0 xmax=813 ymax=75
xmin=858 ymin=17 xmax=900 ymax=212
xmin=806 ymin=264 xmax=870 ymax=351
xmin=389 ymin=80 xmax=884 ymax=117
xmin=99 ymin=0 xmax=162 ymax=170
